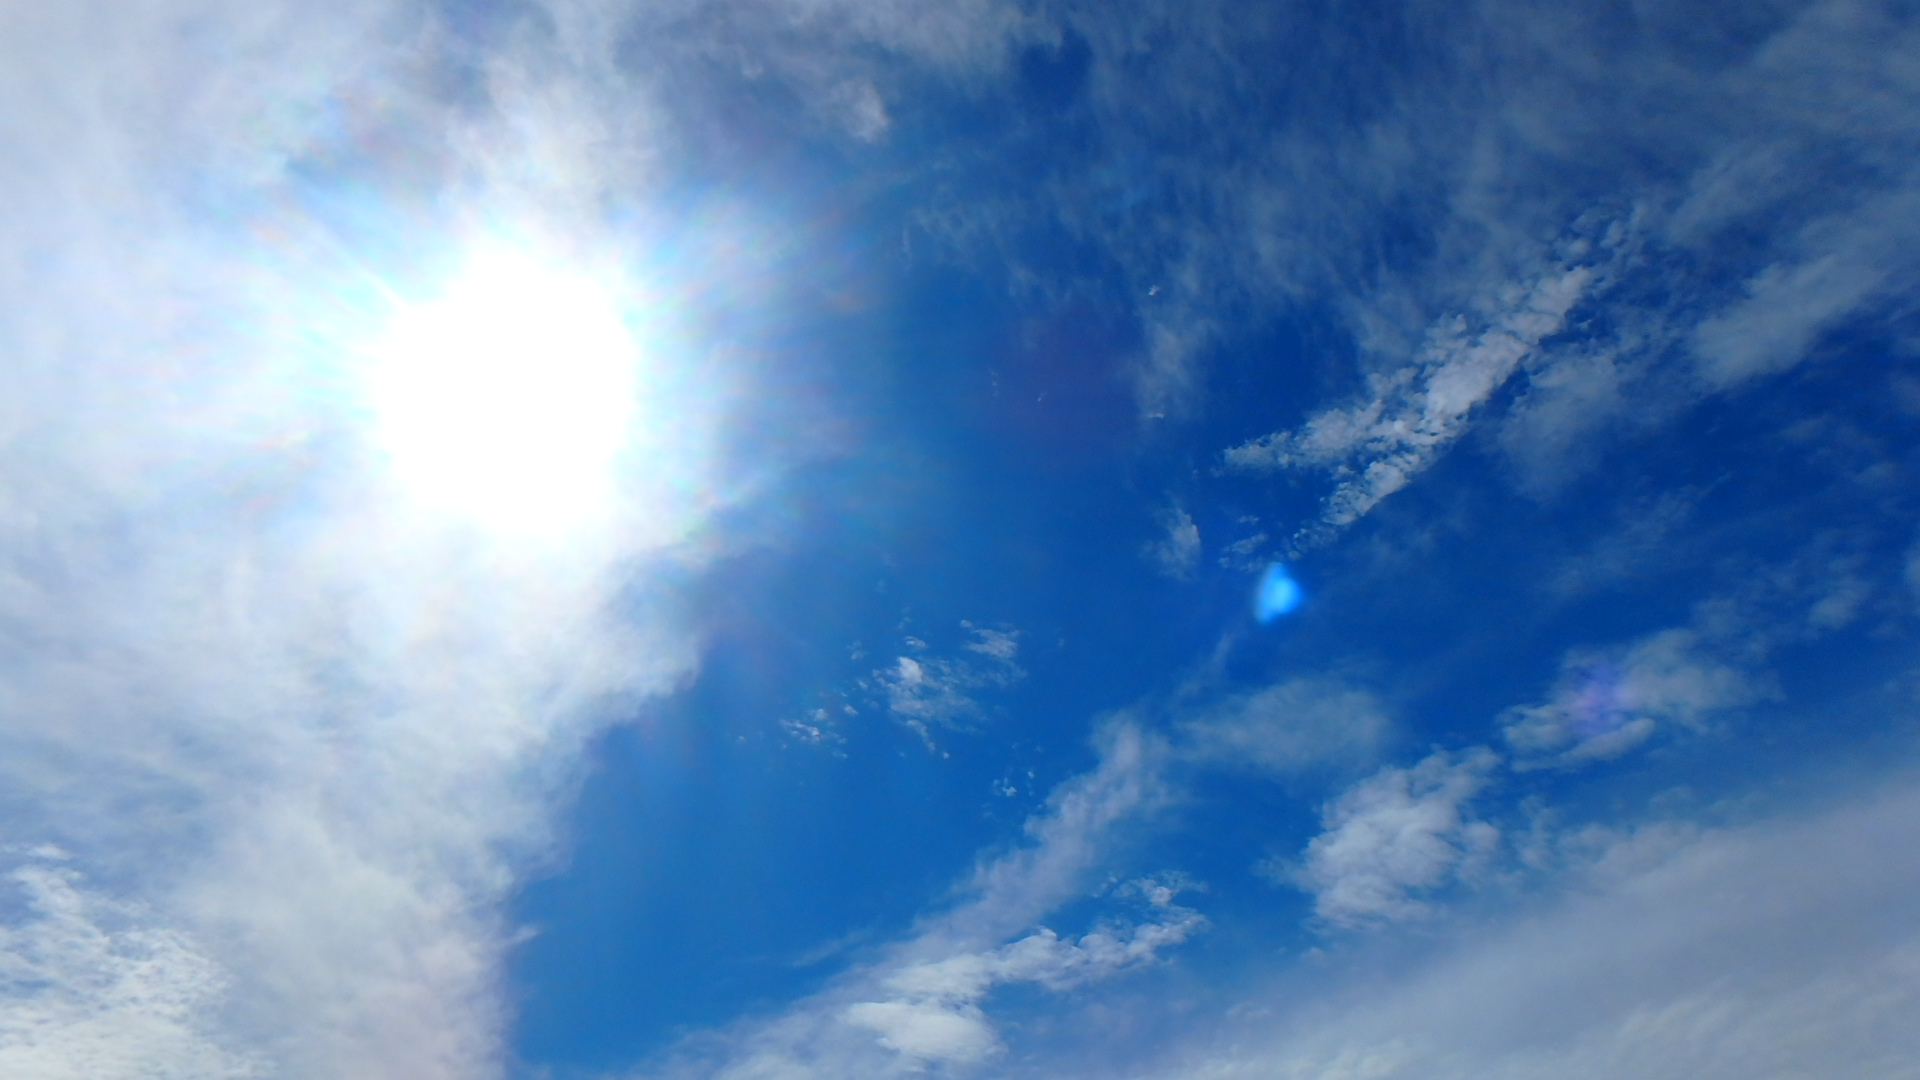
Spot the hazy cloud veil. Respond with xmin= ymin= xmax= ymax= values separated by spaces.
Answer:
xmin=0 ymin=2 xmax=717 ymax=1076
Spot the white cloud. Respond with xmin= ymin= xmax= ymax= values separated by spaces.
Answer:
xmin=1226 ymin=266 xmax=1592 ymax=553
xmin=866 ymin=624 xmax=1024 ymax=741
xmin=977 ymin=0 xmax=1920 ymax=495
xmin=841 ymin=1000 xmax=997 ymax=1063
xmin=633 ymin=637 xmax=1915 ymax=1080
xmin=1139 ymin=776 xmax=1920 ymax=1080
xmin=1216 ymin=530 xmax=1269 ymax=571
xmin=1692 ymin=249 xmax=1888 ymax=388
xmin=830 ymin=80 xmax=891 ymax=141
xmin=634 ymin=720 xmax=1179 ymax=1080
xmin=1495 ymin=338 xmax=1656 ymax=496
xmin=1278 ymin=749 xmax=1500 ymax=927
xmin=845 ymin=883 xmax=1204 ymax=1064
xmin=962 ymin=622 xmax=1022 ymax=663
xmin=1689 ymin=187 xmax=1920 ymax=391
xmin=0 ymin=855 xmax=260 ymax=1080
xmin=1501 ymin=628 xmax=1768 ymax=770
xmin=783 ymin=708 xmax=847 ymax=749
xmin=641 ymin=676 xmax=1390 ymax=1077
xmin=1147 ymin=505 xmax=1202 ymax=579
xmin=1180 ymin=678 xmax=1390 ymax=777
xmin=0 ymin=3 xmax=729 ymax=1076
xmin=13 ymin=4 xmax=1919 ymax=1079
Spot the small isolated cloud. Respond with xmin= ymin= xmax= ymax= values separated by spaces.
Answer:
xmin=961 ymin=621 xmax=1020 ymax=663
xmin=867 ymin=623 xmax=1023 ymax=742
xmin=782 ymin=708 xmax=847 ymax=750
xmin=1501 ymin=628 xmax=1770 ymax=770
xmin=828 ymin=80 xmax=891 ymax=142
xmin=1277 ymin=748 xmax=1500 ymax=927
xmin=1180 ymin=677 xmax=1389 ymax=778
xmin=1226 ymin=266 xmax=1593 ymax=554
xmin=1146 ymin=505 xmax=1202 ymax=579
xmin=1217 ymin=531 xmax=1269 ymax=571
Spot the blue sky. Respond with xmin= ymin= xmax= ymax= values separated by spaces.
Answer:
xmin=4 ymin=1 xmax=1920 ymax=1078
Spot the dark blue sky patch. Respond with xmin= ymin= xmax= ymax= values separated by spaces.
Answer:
xmin=1016 ymin=28 xmax=1092 ymax=114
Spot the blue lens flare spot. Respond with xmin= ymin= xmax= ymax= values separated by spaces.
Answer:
xmin=1255 ymin=563 xmax=1303 ymax=622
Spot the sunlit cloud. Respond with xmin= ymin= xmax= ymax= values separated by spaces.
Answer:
xmin=0 ymin=2 xmax=766 ymax=1075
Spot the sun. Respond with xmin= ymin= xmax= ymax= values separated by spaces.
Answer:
xmin=364 ymin=247 xmax=642 ymax=536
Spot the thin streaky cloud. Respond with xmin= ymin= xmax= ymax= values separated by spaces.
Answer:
xmin=1226 ymin=262 xmax=1595 ymax=554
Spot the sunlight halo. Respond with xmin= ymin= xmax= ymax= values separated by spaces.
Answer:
xmin=363 ymin=247 xmax=643 ymax=537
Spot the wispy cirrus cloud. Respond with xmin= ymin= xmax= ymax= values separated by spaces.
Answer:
xmin=1504 ymin=532 xmax=1899 ymax=771
xmin=1225 ymin=264 xmax=1595 ymax=553
xmin=843 ymin=878 xmax=1203 ymax=1063
xmin=922 ymin=0 xmax=1920 ymax=503
xmin=637 ymin=719 xmax=1176 ymax=1079
xmin=865 ymin=623 xmax=1025 ymax=743
xmin=1145 ymin=504 xmax=1202 ymax=579
xmin=630 ymin=616 xmax=1919 ymax=1080
xmin=636 ymin=674 xmax=1400 ymax=1076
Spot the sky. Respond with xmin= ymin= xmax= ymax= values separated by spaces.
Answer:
xmin=3 ymin=1 xmax=1920 ymax=1078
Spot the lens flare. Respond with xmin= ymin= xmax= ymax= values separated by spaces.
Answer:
xmin=363 ymin=247 xmax=641 ymax=535
xmin=1256 ymin=562 xmax=1303 ymax=622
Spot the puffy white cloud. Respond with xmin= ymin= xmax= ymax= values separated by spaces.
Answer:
xmin=841 ymin=1000 xmax=997 ymax=1063
xmin=1279 ymin=749 xmax=1500 ymax=927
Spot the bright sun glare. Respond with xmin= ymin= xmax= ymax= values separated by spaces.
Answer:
xmin=365 ymin=248 xmax=642 ymax=535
